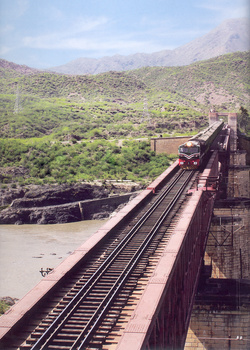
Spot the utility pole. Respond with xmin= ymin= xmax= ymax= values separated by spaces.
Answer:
xmin=14 ymin=85 xmax=22 ymax=114
xmin=141 ymin=96 xmax=151 ymax=124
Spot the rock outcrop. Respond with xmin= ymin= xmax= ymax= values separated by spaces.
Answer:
xmin=0 ymin=182 xmax=140 ymax=225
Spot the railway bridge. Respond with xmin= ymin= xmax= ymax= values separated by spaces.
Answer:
xmin=0 ymin=112 xmax=249 ymax=350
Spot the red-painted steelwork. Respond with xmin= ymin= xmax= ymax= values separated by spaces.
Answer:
xmin=117 ymin=153 xmax=219 ymax=350
xmin=0 ymin=162 xmax=179 ymax=342
xmin=0 ymin=154 xmax=219 ymax=349
xmin=147 ymin=159 xmax=179 ymax=193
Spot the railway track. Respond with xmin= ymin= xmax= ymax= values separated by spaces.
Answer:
xmin=15 ymin=169 xmax=196 ymax=350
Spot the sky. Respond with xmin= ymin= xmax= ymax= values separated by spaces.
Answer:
xmin=0 ymin=0 xmax=249 ymax=69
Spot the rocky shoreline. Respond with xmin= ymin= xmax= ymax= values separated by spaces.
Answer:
xmin=0 ymin=182 xmax=141 ymax=225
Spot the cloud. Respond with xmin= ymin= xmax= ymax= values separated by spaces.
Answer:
xmin=0 ymin=24 xmax=15 ymax=35
xmin=20 ymin=15 xmax=167 ymax=55
xmin=20 ymin=11 xmax=210 ymax=56
xmin=131 ymin=16 xmax=207 ymax=48
xmin=0 ymin=45 xmax=12 ymax=55
xmin=72 ymin=17 xmax=110 ymax=33
xmin=22 ymin=34 xmax=163 ymax=55
xmin=22 ymin=16 xmax=110 ymax=49
xmin=196 ymin=0 xmax=249 ymax=19
xmin=16 ymin=0 xmax=30 ymax=18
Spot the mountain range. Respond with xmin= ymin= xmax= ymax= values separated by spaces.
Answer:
xmin=49 ymin=18 xmax=250 ymax=75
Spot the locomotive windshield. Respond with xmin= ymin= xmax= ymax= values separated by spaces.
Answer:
xmin=178 ymin=142 xmax=200 ymax=158
xmin=179 ymin=146 xmax=199 ymax=154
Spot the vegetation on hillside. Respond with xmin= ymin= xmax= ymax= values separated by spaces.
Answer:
xmin=0 ymin=52 xmax=249 ymax=186
xmin=129 ymin=52 xmax=250 ymax=109
xmin=0 ymin=52 xmax=249 ymax=140
xmin=0 ymin=138 xmax=176 ymax=185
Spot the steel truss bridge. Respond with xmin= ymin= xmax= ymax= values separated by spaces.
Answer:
xmin=0 ymin=128 xmax=230 ymax=350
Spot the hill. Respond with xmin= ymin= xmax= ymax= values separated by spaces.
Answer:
xmin=49 ymin=18 xmax=250 ymax=75
xmin=0 ymin=51 xmax=249 ymax=186
xmin=0 ymin=51 xmax=249 ymax=140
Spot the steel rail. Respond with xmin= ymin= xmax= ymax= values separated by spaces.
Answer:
xmin=30 ymin=169 xmax=195 ymax=350
xmin=76 ymin=170 xmax=196 ymax=350
xmin=30 ymin=169 xmax=185 ymax=350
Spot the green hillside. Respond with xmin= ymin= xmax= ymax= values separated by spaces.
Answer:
xmin=0 ymin=52 xmax=249 ymax=186
xmin=0 ymin=51 xmax=249 ymax=140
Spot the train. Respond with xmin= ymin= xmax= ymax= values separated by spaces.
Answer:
xmin=178 ymin=121 xmax=224 ymax=170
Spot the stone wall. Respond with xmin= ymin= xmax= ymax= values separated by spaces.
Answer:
xmin=228 ymin=165 xmax=250 ymax=198
xmin=79 ymin=193 xmax=134 ymax=219
xmin=150 ymin=136 xmax=190 ymax=155
xmin=205 ymin=204 xmax=250 ymax=280
xmin=186 ymin=307 xmax=250 ymax=349
xmin=0 ymin=192 xmax=135 ymax=224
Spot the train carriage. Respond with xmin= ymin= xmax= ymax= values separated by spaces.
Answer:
xmin=178 ymin=121 xmax=224 ymax=170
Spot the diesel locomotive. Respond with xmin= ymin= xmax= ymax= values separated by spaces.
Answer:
xmin=178 ymin=121 xmax=224 ymax=170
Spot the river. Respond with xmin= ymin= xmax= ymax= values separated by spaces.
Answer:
xmin=0 ymin=220 xmax=107 ymax=300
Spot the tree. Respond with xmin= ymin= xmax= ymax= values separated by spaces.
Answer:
xmin=238 ymin=107 xmax=250 ymax=133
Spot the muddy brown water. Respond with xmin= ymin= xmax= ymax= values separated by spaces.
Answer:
xmin=0 ymin=220 xmax=107 ymax=299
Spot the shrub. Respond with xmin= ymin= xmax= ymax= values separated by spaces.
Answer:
xmin=0 ymin=300 xmax=10 ymax=315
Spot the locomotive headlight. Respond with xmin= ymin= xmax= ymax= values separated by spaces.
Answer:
xmin=180 ymin=162 xmax=184 ymax=165
xmin=186 ymin=141 xmax=192 ymax=147
xmin=193 ymin=162 xmax=197 ymax=165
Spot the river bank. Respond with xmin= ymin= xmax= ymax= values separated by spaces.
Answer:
xmin=0 ymin=181 xmax=141 ymax=224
